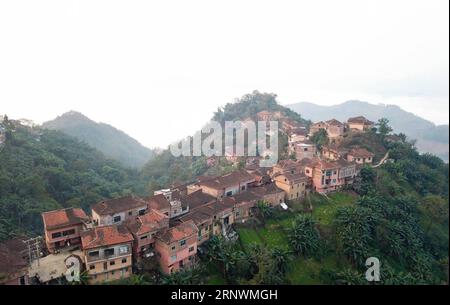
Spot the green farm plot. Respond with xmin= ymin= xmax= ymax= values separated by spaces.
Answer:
xmin=311 ymin=192 xmax=357 ymax=226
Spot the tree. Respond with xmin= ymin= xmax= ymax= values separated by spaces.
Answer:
xmin=288 ymin=215 xmax=321 ymax=257
xmin=376 ymin=118 xmax=393 ymax=137
xmin=309 ymin=129 xmax=329 ymax=150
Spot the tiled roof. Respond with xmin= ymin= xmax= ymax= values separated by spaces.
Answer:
xmin=91 ymin=196 xmax=147 ymax=216
xmin=146 ymin=194 xmax=170 ymax=211
xmin=156 ymin=220 xmax=198 ymax=244
xmin=326 ymin=119 xmax=344 ymax=126
xmin=126 ymin=209 xmax=169 ymax=236
xmin=250 ymin=183 xmax=285 ymax=196
xmin=348 ymin=116 xmax=374 ymax=124
xmin=274 ymin=172 xmax=309 ymax=183
xmin=42 ymin=208 xmax=89 ymax=230
xmin=80 ymin=225 xmax=133 ymax=250
xmin=308 ymin=157 xmax=340 ymax=170
xmin=199 ymin=170 xmax=254 ymax=190
xmin=0 ymin=238 xmax=28 ymax=279
xmin=180 ymin=190 xmax=216 ymax=210
xmin=348 ymin=147 xmax=375 ymax=158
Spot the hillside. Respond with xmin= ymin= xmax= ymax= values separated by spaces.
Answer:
xmin=0 ymin=118 xmax=145 ymax=240
xmin=286 ymin=100 xmax=449 ymax=161
xmin=43 ymin=111 xmax=154 ymax=168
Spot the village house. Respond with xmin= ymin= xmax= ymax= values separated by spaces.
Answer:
xmin=271 ymin=159 xmax=303 ymax=176
xmin=0 ymin=238 xmax=29 ymax=285
xmin=250 ymin=183 xmax=286 ymax=206
xmin=309 ymin=119 xmax=345 ymax=140
xmin=125 ymin=209 xmax=169 ymax=260
xmin=321 ymin=144 xmax=349 ymax=161
xmin=346 ymin=147 xmax=375 ymax=164
xmin=91 ymin=196 xmax=148 ymax=226
xmin=228 ymin=191 xmax=260 ymax=222
xmin=288 ymin=127 xmax=308 ymax=143
xmin=146 ymin=193 xmax=171 ymax=216
xmin=154 ymin=220 xmax=198 ymax=274
xmin=197 ymin=170 xmax=255 ymax=199
xmin=80 ymin=225 xmax=134 ymax=284
xmin=42 ymin=208 xmax=90 ymax=253
xmin=347 ymin=116 xmax=374 ymax=132
xmin=273 ymin=172 xmax=310 ymax=201
xmin=153 ymin=189 xmax=189 ymax=218
xmin=292 ymin=141 xmax=317 ymax=161
xmin=336 ymin=159 xmax=358 ymax=186
xmin=281 ymin=118 xmax=302 ymax=133
xmin=304 ymin=158 xmax=341 ymax=193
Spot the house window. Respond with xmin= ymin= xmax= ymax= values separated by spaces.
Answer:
xmin=89 ymin=265 xmax=95 ymax=270
xmin=241 ymin=186 xmax=245 ymax=191
xmin=138 ymin=209 xmax=146 ymax=215
xmin=128 ymin=211 xmax=133 ymax=216
xmin=140 ymin=235 xmax=148 ymax=240
xmin=19 ymin=276 xmax=26 ymax=285
xmin=88 ymin=251 xmax=100 ymax=258
xmin=171 ymin=245 xmax=176 ymax=250
xmin=122 ymin=258 xmax=127 ymax=264
xmin=51 ymin=232 xmax=62 ymax=239
xmin=63 ymin=229 xmax=76 ymax=236
xmin=104 ymin=248 xmax=115 ymax=257
xmin=189 ymin=246 xmax=194 ymax=252
xmin=110 ymin=261 xmax=115 ymax=266
xmin=180 ymin=240 xmax=186 ymax=246
xmin=113 ymin=215 xmax=121 ymax=223
xmin=226 ymin=191 xmax=233 ymax=197
xmin=118 ymin=246 xmax=128 ymax=255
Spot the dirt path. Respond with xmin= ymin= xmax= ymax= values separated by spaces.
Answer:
xmin=372 ymin=150 xmax=390 ymax=168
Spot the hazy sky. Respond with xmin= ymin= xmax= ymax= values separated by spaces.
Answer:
xmin=0 ymin=0 xmax=448 ymax=148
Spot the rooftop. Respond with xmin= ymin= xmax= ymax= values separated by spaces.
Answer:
xmin=146 ymin=193 xmax=171 ymax=211
xmin=348 ymin=147 xmax=375 ymax=158
xmin=80 ymin=225 xmax=133 ymax=250
xmin=42 ymin=208 xmax=89 ymax=230
xmin=156 ymin=220 xmax=198 ymax=244
xmin=126 ymin=209 xmax=169 ymax=236
xmin=199 ymin=170 xmax=254 ymax=190
xmin=348 ymin=116 xmax=374 ymax=124
xmin=91 ymin=196 xmax=147 ymax=216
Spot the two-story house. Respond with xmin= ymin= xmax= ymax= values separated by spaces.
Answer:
xmin=346 ymin=147 xmax=375 ymax=164
xmin=80 ymin=225 xmax=133 ymax=284
xmin=125 ymin=209 xmax=169 ymax=260
xmin=91 ymin=196 xmax=148 ymax=226
xmin=155 ymin=220 xmax=198 ymax=274
xmin=273 ymin=172 xmax=310 ymax=201
xmin=42 ymin=208 xmax=90 ymax=252
xmin=347 ymin=116 xmax=374 ymax=132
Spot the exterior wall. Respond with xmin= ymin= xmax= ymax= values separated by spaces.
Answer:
xmin=170 ymin=200 xmax=189 ymax=218
xmin=2 ymin=270 xmax=29 ymax=285
xmin=261 ymin=191 xmax=285 ymax=206
xmin=196 ymin=221 xmax=213 ymax=245
xmin=347 ymin=155 xmax=373 ymax=164
xmin=199 ymin=185 xmax=223 ymax=198
xmin=311 ymin=167 xmax=340 ymax=193
xmin=92 ymin=205 xmax=147 ymax=226
xmin=45 ymin=224 xmax=84 ymax=252
xmin=322 ymin=149 xmax=340 ymax=161
xmin=200 ymin=180 xmax=253 ymax=199
xmin=295 ymin=144 xmax=316 ymax=161
xmin=234 ymin=202 xmax=255 ymax=222
xmin=327 ymin=125 xmax=345 ymax=138
xmin=274 ymin=178 xmax=307 ymax=201
xmin=83 ymin=242 xmax=133 ymax=284
xmin=155 ymin=235 xmax=198 ymax=274
xmin=348 ymin=122 xmax=365 ymax=131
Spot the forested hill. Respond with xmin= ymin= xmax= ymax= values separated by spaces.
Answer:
xmin=139 ymin=91 xmax=310 ymax=191
xmin=0 ymin=118 xmax=145 ymax=240
xmin=43 ymin=111 xmax=154 ymax=168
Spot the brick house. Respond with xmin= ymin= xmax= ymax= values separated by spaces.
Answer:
xmin=155 ymin=220 xmax=198 ymax=274
xmin=273 ymin=172 xmax=310 ymax=201
xmin=250 ymin=183 xmax=286 ymax=206
xmin=304 ymin=158 xmax=341 ymax=193
xmin=81 ymin=225 xmax=134 ymax=284
xmin=91 ymin=196 xmax=148 ymax=226
xmin=125 ymin=209 xmax=169 ymax=260
xmin=321 ymin=145 xmax=349 ymax=161
xmin=347 ymin=147 xmax=375 ymax=164
xmin=293 ymin=141 xmax=317 ymax=161
xmin=347 ymin=116 xmax=374 ymax=131
xmin=42 ymin=208 xmax=90 ymax=252
xmin=198 ymin=170 xmax=255 ymax=199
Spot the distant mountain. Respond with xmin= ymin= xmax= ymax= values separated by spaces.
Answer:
xmin=43 ymin=111 xmax=154 ymax=168
xmin=286 ymin=100 xmax=449 ymax=161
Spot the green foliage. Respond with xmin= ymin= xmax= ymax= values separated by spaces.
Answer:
xmin=309 ymin=129 xmax=329 ymax=150
xmin=288 ymin=215 xmax=321 ymax=257
xmin=0 ymin=124 xmax=142 ymax=240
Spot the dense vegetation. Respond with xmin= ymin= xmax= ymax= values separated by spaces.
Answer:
xmin=0 ymin=118 xmax=143 ymax=240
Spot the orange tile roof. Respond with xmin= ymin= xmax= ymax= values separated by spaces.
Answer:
xmin=156 ymin=220 xmax=198 ymax=244
xmin=126 ymin=209 xmax=169 ymax=236
xmin=348 ymin=147 xmax=375 ymax=158
xmin=199 ymin=170 xmax=254 ymax=190
xmin=146 ymin=194 xmax=170 ymax=211
xmin=42 ymin=208 xmax=89 ymax=230
xmin=80 ymin=225 xmax=133 ymax=250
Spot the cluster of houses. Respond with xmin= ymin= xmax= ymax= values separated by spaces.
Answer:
xmin=0 ymin=112 xmax=378 ymax=285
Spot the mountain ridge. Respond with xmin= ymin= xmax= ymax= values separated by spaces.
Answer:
xmin=42 ymin=111 xmax=155 ymax=168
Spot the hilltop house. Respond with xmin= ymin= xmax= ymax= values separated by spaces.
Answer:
xmin=42 ymin=208 xmax=90 ymax=252
xmin=347 ymin=116 xmax=374 ymax=131
xmin=304 ymin=158 xmax=356 ymax=193
xmin=309 ymin=119 xmax=345 ymax=140
xmin=292 ymin=141 xmax=317 ymax=161
xmin=321 ymin=145 xmax=349 ymax=161
xmin=81 ymin=225 xmax=134 ymax=284
xmin=155 ymin=220 xmax=198 ymax=274
xmin=91 ymin=196 xmax=148 ymax=226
